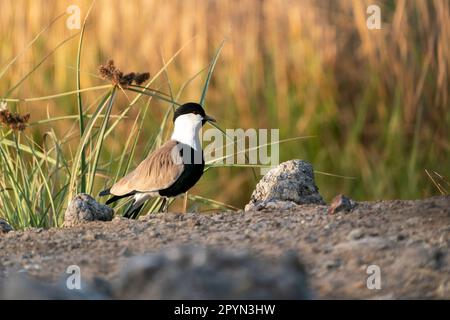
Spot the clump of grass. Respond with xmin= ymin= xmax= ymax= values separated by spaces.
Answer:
xmin=0 ymin=11 xmax=237 ymax=228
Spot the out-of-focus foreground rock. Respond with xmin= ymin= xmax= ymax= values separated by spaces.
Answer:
xmin=0 ymin=246 xmax=311 ymax=299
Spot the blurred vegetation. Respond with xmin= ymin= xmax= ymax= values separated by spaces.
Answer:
xmin=0 ymin=0 xmax=449 ymax=226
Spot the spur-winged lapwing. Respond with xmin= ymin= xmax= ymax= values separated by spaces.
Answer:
xmin=99 ymin=102 xmax=216 ymax=218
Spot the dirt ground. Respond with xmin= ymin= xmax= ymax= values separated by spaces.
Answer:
xmin=1 ymin=196 xmax=449 ymax=299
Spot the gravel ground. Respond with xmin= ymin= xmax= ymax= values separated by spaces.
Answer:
xmin=0 ymin=196 xmax=449 ymax=299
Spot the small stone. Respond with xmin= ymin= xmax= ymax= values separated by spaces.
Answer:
xmin=328 ymin=194 xmax=356 ymax=215
xmin=325 ymin=259 xmax=341 ymax=270
xmin=245 ymin=160 xmax=325 ymax=211
xmin=396 ymin=233 xmax=408 ymax=241
xmin=348 ymin=228 xmax=365 ymax=240
xmin=83 ymin=231 xmax=96 ymax=241
xmin=0 ymin=219 xmax=13 ymax=234
xmin=187 ymin=219 xmax=201 ymax=228
xmin=113 ymin=216 xmax=126 ymax=223
xmin=64 ymin=193 xmax=114 ymax=227
xmin=149 ymin=230 xmax=161 ymax=238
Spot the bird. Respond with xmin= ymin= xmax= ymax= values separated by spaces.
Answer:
xmin=99 ymin=102 xmax=216 ymax=219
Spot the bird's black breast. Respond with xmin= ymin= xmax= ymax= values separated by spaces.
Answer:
xmin=158 ymin=143 xmax=205 ymax=198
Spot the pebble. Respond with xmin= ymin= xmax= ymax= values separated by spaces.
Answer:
xmin=328 ymin=194 xmax=356 ymax=215
xmin=348 ymin=228 xmax=365 ymax=240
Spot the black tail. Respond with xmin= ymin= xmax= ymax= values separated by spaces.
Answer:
xmin=99 ymin=188 xmax=111 ymax=197
xmin=99 ymin=188 xmax=135 ymax=206
xmin=106 ymin=194 xmax=130 ymax=205
xmin=124 ymin=201 xmax=144 ymax=219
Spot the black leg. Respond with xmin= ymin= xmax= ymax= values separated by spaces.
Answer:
xmin=158 ymin=198 xmax=168 ymax=213
xmin=124 ymin=201 xmax=144 ymax=219
xmin=163 ymin=198 xmax=170 ymax=213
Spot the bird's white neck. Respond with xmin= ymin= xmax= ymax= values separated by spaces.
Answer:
xmin=171 ymin=114 xmax=202 ymax=151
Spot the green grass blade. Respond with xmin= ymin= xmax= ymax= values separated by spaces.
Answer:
xmin=29 ymin=113 xmax=126 ymax=127
xmin=205 ymin=134 xmax=317 ymax=165
xmin=199 ymin=40 xmax=226 ymax=107
xmin=26 ymin=136 xmax=57 ymax=227
xmin=0 ymin=138 xmax=57 ymax=165
xmin=76 ymin=1 xmax=96 ymax=193
xmin=116 ymin=99 xmax=151 ymax=183
xmin=206 ymin=120 xmax=259 ymax=180
xmin=2 ymin=85 xmax=113 ymax=103
xmin=128 ymin=85 xmax=172 ymax=98
xmin=68 ymin=90 xmax=112 ymax=200
xmin=87 ymin=87 xmax=116 ymax=194
xmin=125 ymin=87 xmax=181 ymax=106
xmin=188 ymin=194 xmax=239 ymax=211
xmin=111 ymin=109 xmax=143 ymax=185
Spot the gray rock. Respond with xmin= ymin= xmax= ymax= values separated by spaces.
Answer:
xmin=114 ymin=245 xmax=311 ymax=299
xmin=328 ymin=194 xmax=356 ymax=214
xmin=245 ymin=160 xmax=325 ymax=211
xmin=0 ymin=219 xmax=13 ymax=234
xmin=64 ymin=193 xmax=114 ymax=227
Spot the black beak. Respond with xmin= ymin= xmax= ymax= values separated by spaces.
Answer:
xmin=203 ymin=114 xmax=216 ymax=123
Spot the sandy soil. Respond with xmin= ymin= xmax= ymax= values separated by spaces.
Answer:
xmin=1 ymin=196 xmax=449 ymax=299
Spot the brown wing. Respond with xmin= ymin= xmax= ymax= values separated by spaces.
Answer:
xmin=110 ymin=140 xmax=184 ymax=196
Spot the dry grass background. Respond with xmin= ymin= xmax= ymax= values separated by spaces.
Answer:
xmin=0 ymin=0 xmax=449 ymax=208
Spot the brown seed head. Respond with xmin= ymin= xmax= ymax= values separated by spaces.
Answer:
xmin=0 ymin=107 xmax=30 ymax=132
xmin=98 ymin=59 xmax=150 ymax=87
xmin=120 ymin=72 xmax=136 ymax=86
xmin=134 ymin=72 xmax=150 ymax=85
